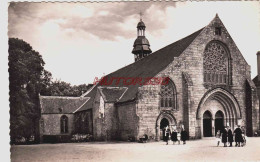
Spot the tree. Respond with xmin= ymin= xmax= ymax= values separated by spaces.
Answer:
xmin=40 ymin=80 xmax=93 ymax=97
xmin=9 ymin=38 xmax=49 ymax=143
xmin=9 ymin=38 xmax=92 ymax=143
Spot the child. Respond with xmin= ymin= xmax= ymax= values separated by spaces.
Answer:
xmin=241 ymin=132 xmax=246 ymax=147
xmin=177 ymin=131 xmax=181 ymax=145
xmin=216 ymin=130 xmax=221 ymax=147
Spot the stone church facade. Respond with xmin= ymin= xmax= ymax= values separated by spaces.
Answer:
xmin=39 ymin=14 xmax=260 ymax=142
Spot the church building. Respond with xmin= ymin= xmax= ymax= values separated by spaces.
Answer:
xmin=39 ymin=14 xmax=260 ymax=142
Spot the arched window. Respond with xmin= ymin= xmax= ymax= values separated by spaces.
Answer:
xmin=60 ymin=115 xmax=68 ymax=133
xmin=160 ymin=78 xmax=177 ymax=109
xmin=203 ymin=41 xmax=230 ymax=85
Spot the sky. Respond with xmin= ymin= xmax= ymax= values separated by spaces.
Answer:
xmin=8 ymin=1 xmax=260 ymax=85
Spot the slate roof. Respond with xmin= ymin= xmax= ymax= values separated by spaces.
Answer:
xmin=99 ymin=87 xmax=128 ymax=102
xmin=77 ymin=27 xmax=204 ymax=112
xmin=132 ymin=36 xmax=152 ymax=54
xmin=40 ymin=96 xmax=90 ymax=114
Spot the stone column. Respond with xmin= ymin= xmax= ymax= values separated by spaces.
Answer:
xmin=212 ymin=118 xmax=215 ymax=136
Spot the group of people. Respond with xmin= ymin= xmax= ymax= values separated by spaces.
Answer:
xmin=163 ymin=125 xmax=188 ymax=145
xmin=216 ymin=125 xmax=246 ymax=147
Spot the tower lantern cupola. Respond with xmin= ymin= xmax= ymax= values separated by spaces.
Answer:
xmin=132 ymin=14 xmax=152 ymax=62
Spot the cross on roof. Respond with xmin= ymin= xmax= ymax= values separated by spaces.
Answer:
xmin=139 ymin=11 xmax=143 ymax=21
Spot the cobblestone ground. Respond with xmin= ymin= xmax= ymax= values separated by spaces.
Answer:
xmin=11 ymin=137 xmax=260 ymax=162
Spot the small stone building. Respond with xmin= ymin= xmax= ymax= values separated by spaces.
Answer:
xmin=39 ymin=14 xmax=260 ymax=142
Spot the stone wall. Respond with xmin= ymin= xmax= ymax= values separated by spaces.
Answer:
xmin=92 ymin=90 xmax=120 ymax=140
xmin=40 ymin=114 xmax=74 ymax=136
xmin=251 ymin=87 xmax=259 ymax=133
xmin=117 ymin=102 xmax=139 ymax=141
xmin=74 ymin=110 xmax=93 ymax=135
xmin=104 ymin=103 xmax=118 ymax=140
xmin=92 ymin=90 xmax=104 ymax=140
xmin=136 ymin=85 xmax=160 ymax=140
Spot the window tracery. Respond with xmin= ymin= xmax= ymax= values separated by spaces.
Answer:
xmin=203 ymin=42 xmax=229 ymax=84
xmin=160 ymin=79 xmax=176 ymax=109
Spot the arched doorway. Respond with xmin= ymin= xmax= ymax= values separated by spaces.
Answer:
xmin=156 ymin=112 xmax=176 ymax=141
xmin=215 ymin=110 xmax=224 ymax=135
xmin=203 ymin=111 xmax=212 ymax=137
xmin=160 ymin=118 xmax=169 ymax=140
xmin=196 ymin=88 xmax=242 ymax=139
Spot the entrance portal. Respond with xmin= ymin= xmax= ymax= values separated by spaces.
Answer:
xmin=156 ymin=113 xmax=176 ymax=141
xmin=197 ymin=88 xmax=241 ymax=139
xmin=215 ymin=110 xmax=224 ymax=135
xmin=160 ymin=118 xmax=169 ymax=140
xmin=203 ymin=111 xmax=212 ymax=137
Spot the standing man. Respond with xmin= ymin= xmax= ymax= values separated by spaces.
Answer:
xmin=227 ymin=126 xmax=233 ymax=147
xmin=221 ymin=127 xmax=228 ymax=147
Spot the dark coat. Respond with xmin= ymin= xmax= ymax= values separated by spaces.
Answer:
xmin=181 ymin=130 xmax=188 ymax=141
xmin=165 ymin=129 xmax=171 ymax=141
xmin=171 ymin=131 xmax=177 ymax=141
xmin=227 ymin=129 xmax=233 ymax=142
xmin=221 ymin=129 xmax=228 ymax=143
xmin=162 ymin=128 xmax=166 ymax=141
xmin=234 ymin=128 xmax=243 ymax=142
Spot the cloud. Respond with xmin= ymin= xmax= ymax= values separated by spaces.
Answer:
xmin=8 ymin=2 xmax=177 ymax=41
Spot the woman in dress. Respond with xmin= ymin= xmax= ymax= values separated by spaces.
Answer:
xmin=234 ymin=125 xmax=243 ymax=147
xmin=227 ymin=126 xmax=233 ymax=147
xmin=171 ymin=126 xmax=178 ymax=144
xmin=165 ymin=126 xmax=171 ymax=145
xmin=221 ymin=127 xmax=228 ymax=147
xmin=181 ymin=127 xmax=188 ymax=145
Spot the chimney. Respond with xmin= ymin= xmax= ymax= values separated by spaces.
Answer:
xmin=257 ymin=51 xmax=260 ymax=81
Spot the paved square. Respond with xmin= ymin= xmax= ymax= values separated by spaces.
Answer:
xmin=11 ymin=137 xmax=260 ymax=162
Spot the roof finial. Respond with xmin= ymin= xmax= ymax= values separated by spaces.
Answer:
xmin=139 ymin=11 xmax=143 ymax=21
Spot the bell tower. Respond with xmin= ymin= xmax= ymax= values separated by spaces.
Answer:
xmin=132 ymin=13 xmax=152 ymax=62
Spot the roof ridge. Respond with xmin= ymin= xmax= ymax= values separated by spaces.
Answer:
xmin=99 ymin=86 xmax=128 ymax=89
xmin=40 ymin=96 xmax=88 ymax=99
xmin=154 ymin=27 xmax=205 ymax=54
xmin=81 ymin=84 xmax=97 ymax=97
xmin=73 ymin=97 xmax=91 ymax=113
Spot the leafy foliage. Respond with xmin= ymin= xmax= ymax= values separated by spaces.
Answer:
xmin=9 ymin=38 xmax=50 ymax=143
xmin=41 ymin=80 xmax=93 ymax=97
